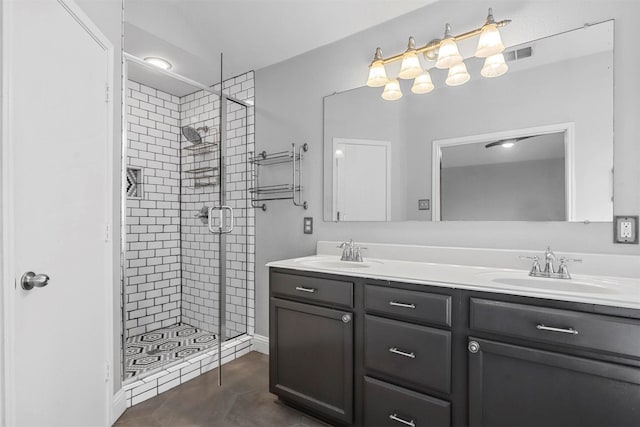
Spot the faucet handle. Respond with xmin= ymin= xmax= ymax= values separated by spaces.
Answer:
xmin=520 ymin=255 xmax=542 ymax=275
xmin=559 ymin=257 xmax=582 ymax=264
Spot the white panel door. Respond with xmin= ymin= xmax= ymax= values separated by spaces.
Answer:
xmin=334 ymin=138 xmax=390 ymax=221
xmin=2 ymin=1 xmax=113 ymax=426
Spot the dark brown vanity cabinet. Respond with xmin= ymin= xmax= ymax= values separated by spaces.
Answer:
xmin=269 ymin=271 xmax=355 ymax=424
xmin=467 ymin=298 xmax=640 ymax=427
xmin=270 ymin=267 xmax=640 ymax=427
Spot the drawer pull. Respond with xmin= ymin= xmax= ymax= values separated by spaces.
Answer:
xmin=389 ymin=301 xmax=416 ymax=309
xmin=536 ymin=324 xmax=579 ymax=335
xmin=295 ymin=286 xmax=316 ymax=293
xmin=389 ymin=413 xmax=416 ymax=427
xmin=389 ymin=347 xmax=416 ymax=359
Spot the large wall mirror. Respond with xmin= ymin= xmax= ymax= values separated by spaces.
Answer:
xmin=323 ymin=20 xmax=614 ymax=222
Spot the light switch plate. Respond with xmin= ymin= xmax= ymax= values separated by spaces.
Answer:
xmin=303 ymin=217 xmax=313 ymax=234
xmin=418 ymin=199 xmax=430 ymax=211
xmin=614 ymin=216 xmax=638 ymax=244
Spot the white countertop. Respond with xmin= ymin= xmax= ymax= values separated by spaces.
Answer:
xmin=267 ymin=254 xmax=640 ymax=310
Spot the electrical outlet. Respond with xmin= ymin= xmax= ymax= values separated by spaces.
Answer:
xmin=303 ymin=217 xmax=313 ymax=234
xmin=614 ymin=216 xmax=639 ymax=244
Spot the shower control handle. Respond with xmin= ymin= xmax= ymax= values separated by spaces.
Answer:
xmin=21 ymin=271 xmax=50 ymax=290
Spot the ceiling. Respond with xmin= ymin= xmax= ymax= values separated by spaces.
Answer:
xmin=124 ymin=0 xmax=435 ymax=94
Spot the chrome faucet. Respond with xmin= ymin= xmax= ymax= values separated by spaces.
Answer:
xmin=521 ymin=247 xmax=581 ymax=279
xmin=337 ymin=240 xmax=366 ymax=262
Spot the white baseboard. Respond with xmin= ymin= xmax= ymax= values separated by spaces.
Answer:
xmin=251 ymin=334 xmax=269 ymax=355
xmin=111 ymin=389 xmax=127 ymax=425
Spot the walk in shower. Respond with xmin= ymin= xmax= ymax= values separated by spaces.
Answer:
xmin=121 ymin=54 xmax=255 ymax=391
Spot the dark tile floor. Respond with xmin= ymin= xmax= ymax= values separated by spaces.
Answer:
xmin=114 ymin=351 xmax=332 ymax=427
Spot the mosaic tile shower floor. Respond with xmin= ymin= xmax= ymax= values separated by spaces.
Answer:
xmin=125 ymin=323 xmax=217 ymax=379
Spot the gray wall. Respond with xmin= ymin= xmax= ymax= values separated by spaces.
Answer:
xmin=254 ymin=0 xmax=640 ymax=337
xmin=441 ymin=158 xmax=566 ymax=221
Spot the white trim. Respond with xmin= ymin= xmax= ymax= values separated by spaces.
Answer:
xmin=1 ymin=1 xmax=115 ymax=426
xmin=111 ymin=390 xmax=127 ymax=425
xmin=332 ymin=137 xmax=392 ymax=222
xmin=431 ymin=122 xmax=576 ymax=221
xmin=251 ymin=334 xmax=270 ymax=355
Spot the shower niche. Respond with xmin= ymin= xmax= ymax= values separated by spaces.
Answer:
xmin=121 ymin=55 xmax=255 ymax=398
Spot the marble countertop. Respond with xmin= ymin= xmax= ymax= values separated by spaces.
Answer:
xmin=267 ymin=254 xmax=640 ymax=310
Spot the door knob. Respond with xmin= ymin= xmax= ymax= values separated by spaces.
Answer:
xmin=21 ymin=272 xmax=50 ymax=290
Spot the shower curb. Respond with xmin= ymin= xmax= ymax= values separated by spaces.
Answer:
xmin=121 ymin=334 xmax=253 ymax=408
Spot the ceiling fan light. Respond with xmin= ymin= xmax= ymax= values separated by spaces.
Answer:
xmin=481 ymin=53 xmax=509 ymax=78
xmin=411 ymin=70 xmax=435 ymax=94
xmin=381 ymin=79 xmax=403 ymax=101
xmin=445 ymin=62 xmax=470 ymax=86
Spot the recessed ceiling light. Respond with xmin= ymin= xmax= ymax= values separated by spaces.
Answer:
xmin=144 ymin=57 xmax=172 ymax=70
xmin=501 ymin=141 xmax=515 ymax=148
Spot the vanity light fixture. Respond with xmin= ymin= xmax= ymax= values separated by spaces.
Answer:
xmin=144 ymin=56 xmax=172 ymax=70
xmin=366 ymin=7 xmax=511 ymax=100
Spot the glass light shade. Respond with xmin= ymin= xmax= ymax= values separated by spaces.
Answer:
xmin=481 ymin=53 xmax=509 ymax=78
xmin=398 ymin=51 xmax=422 ymax=79
xmin=446 ymin=62 xmax=471 ymax=86
xmin=411 ymin=71 xmax=435 ymax=94
xmin=381 ymin=79 xmax=403 ymax=101
xmin=366 ymin=61 xmax=388 ymax=87
xmin=435 ymin=38 xmax=463 ymax=69
xmin=475 ymin=24 xmax=505 ymax=58
xmin=144 ymin=57 xmax=172 ymax=70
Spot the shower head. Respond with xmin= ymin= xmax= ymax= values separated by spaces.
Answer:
xmin=181 ymin=125 xmax=209 ymax=144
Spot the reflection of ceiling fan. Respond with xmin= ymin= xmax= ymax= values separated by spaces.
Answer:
xmin=485 ymin=135 xmax=536 ymax=149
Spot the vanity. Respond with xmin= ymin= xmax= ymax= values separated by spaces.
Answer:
xmin=268 ymin=243 xmax=640 ymax=427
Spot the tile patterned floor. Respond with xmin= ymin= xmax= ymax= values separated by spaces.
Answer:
xmin=115 ymin=352 xmax=332 ymax=427
xmin=125 ymin=323 xmax=217 ymax=379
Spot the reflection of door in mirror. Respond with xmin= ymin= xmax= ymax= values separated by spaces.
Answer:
xmin=333 ymin=138 xmax=391 ymax=221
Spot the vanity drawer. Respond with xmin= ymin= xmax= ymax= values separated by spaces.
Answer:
xmin=271 ymin=271 xmax=353 ymax=308
xmin=364 ymin=376 xmax=450 ymax=427
xmin=470 ymin=298 xmax=640 ymax=358
xmin=365 ymin=284 xmax=451 ymax=327
xmin=365 ymin=315 xmax=451 ymax=394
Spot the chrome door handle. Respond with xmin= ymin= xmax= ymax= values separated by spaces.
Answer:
xmin=389 ymin=301 xmax=416 ymax=309
xmin=536 ymin=324 xmax=579 ymax=335
xmin=21 ymin=272 xmax=50 ymax=290
xmin=389 ymin=347 xmax=416 ymax=359
xmin=208 ymin=206 xmax=234 ymax=234
xmin=295 ymin=286 xmax=316 ymax=293
xmin=389 ymin=413 xmax=416 ymax=427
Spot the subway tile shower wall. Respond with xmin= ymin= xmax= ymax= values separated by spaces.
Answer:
xmin=179 ymin=71 xmax=256 ymax=340
xmin=126 ymin=81 xmax=183 ymax=336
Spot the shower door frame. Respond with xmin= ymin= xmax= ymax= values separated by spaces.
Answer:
xmin=120 ymin=53 xmax=252 ymax=387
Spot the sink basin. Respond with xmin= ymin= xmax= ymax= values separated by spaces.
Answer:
xmin=295 ymin=257 xmax=382 ymax=270
xmin=479 ymin=271 xmax=619 ymax=294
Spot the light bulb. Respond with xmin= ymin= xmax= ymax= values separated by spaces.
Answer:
xmin=446 ymin=62 xmax=470 ymax=86
xmin=501 ymin=141 xmax=515 ymax=148
xmin=399 ymin=37 xmax=422 ymax=79
xmin=381 ymin=79 xmax=403 ymax=101
xmin=436 ymin=38 xmax=463 ymax=69
xmin=399 ymin=52 xmax=422 ymax=79
xmin=411 ymin=70 xmax=435 ymax=94
xmin=475 ymin=23 xmax=505 ymax=58
xmin=481 ymin=53 xmax=509 ymax=78
xmin=367 ymin=60 xmax=388 ymax=87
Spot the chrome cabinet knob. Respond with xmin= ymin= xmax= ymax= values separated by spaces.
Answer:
xmin=21 ymin=272 xmax=50 ymax=290
xmin=341 ymin=314 xmax=352 ymax=323
xmin=468 ymin=340 xmax=480 ymax=354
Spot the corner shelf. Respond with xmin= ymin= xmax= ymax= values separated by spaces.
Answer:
xmin=249 ymin=143 xmax=308 ymax=211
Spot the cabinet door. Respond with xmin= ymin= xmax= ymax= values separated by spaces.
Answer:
xmin=270 ymin=298 xmax=353 ymax=424
xmin=468 ymin=338 xmax=640 ymax=427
